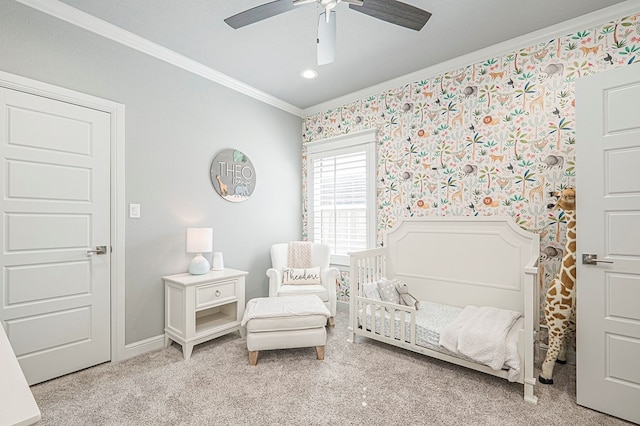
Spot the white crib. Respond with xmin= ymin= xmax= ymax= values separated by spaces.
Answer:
xmin=348 ymin=216 xmax=540 ymax=404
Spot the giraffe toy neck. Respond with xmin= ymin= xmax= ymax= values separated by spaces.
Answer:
xmin=559 ymin=209 xmax=576 ymax=291
xmin=564 ymin=210 xmax=576 ymax=249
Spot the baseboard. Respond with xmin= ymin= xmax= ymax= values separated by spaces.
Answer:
xmin=122 ymin=334 xmax=165 ymax=360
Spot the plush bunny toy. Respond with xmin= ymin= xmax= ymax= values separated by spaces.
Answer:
xmin=395 ymin=280 xmax=420 ymax=310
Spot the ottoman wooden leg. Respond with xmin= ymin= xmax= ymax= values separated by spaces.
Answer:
xmin=315 ymin=346 xmax=325 ymax=361
xmin=249 ymin=351 xmax=259 ymax=366
xmin=327 ymin=317 xmax=335 ymax=328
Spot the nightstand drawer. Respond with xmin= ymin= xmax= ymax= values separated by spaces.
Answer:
xmin=195 ymin=280 xmax=236 ymax=309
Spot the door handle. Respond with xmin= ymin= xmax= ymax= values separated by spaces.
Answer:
xmin=87 ymin=246 xmax=107 ymax=256
xmin=582 ymin=253 xmax=613 ymax=265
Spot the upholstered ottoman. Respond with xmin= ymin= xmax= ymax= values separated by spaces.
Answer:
xmin=241 ymin=295 xmax=331 ymax=365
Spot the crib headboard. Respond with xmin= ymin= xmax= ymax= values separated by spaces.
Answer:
xmin=384 ymin=216 xmax=539 ymax=314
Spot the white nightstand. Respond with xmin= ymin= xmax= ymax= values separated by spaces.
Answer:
xmin=163 ymin=268 xmax=247 ymax=360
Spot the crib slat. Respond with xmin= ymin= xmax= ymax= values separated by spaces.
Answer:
xmin=389 ymin=308 xmax=395 ymax=340
xmin=363 ymin=300 xmax=367 ymax=333
xmin=410 ymin=311 xmax=417 ymax=345
xmin=363 ymin=301 xmax=368 ymax=333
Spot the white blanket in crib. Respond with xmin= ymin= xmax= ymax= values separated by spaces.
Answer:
xmin=439 ymin=305 xmax=522 ymax=378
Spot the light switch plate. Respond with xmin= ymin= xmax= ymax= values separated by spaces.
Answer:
xmin=129 ymin=203 xmax=140 ymax=218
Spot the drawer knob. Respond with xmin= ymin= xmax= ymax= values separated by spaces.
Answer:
xmin=215 ymin=289 xmax=221 ymax=297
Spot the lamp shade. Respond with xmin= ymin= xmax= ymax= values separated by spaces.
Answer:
xmin=186 ymin=228 xmax=213 ymax=254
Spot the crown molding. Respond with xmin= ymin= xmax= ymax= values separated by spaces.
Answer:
xmin=13 ymin=0 xmax=305 ymax=118
xmin=303 ymin=0 xmax=640 ymax=116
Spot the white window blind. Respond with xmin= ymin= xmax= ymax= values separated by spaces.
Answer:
xmin=312 ymin=151 xmax=367 ymax=255
xmin=306 ymin=130 xmax=375 ymax=265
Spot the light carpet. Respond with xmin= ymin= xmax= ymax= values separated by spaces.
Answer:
xmin=31 ymin=304 xmax=632 ymax=425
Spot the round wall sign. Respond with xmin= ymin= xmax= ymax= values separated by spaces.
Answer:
xmin=210 ymin=149 xmax=256 ymax=203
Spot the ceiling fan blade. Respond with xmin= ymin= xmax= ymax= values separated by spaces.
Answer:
xmin=349 ymin=0 xmax=431 ymax=31
xmin=224 ymin=0 xmax=297 ymax=29
xmin=342 ymin=0 xmax=364 ymax=5
xmin=292 ymin=0 xmax=317 ymax=5
xmin=317 ymin=11 xmax=336 ymax=65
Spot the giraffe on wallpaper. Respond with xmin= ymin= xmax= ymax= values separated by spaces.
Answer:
xmin=539 ymin=187 xmax=576 ymax=385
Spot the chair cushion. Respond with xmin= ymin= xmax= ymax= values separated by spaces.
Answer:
xmin=277 ymin=284 xmax=328 ymax=302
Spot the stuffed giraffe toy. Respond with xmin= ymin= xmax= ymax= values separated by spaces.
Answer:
xmin=539 ymin=187 xmax=576 ymax=385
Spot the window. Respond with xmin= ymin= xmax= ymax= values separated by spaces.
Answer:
xmin=306 ymin=130 xmax=376 ymax=265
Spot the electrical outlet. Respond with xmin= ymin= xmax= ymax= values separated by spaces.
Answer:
xmin=129 ymin=203 xmax=141 ymax=218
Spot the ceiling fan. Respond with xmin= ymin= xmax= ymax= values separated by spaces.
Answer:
xmin=224 ymin=0 xmax=432 ymax=65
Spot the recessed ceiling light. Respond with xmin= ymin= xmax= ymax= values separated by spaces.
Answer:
xmin=301 ymin=69 xmax=318 ymax=79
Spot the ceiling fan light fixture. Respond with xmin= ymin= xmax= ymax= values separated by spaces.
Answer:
xmin=301 ymin=69 xmax=318 ymax=79
xmin=317 ymin=11 xmax=336 ymax=65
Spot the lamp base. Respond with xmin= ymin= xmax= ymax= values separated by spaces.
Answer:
xmin=189 ymin=254 xmax=210 ymax=275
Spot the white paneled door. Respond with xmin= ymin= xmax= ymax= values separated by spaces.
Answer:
xmin=0 ymin=88 xmax=111 ymax=385
xmin=575 ymin=63 xmax=640 ymax=424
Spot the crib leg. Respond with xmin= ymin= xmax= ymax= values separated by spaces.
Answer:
xmin=524 ymin=379 xmax=538 ymax=404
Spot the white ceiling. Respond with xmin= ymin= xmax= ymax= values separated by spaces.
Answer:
xmin=56 ymin=0 xmax=627 ymax=111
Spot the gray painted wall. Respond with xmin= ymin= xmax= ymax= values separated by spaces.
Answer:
xmin=0 ymin=2 xmax=302 ymax=345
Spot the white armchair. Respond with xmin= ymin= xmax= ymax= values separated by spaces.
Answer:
xmin=266 ymin=243 xmax=340 ymax=327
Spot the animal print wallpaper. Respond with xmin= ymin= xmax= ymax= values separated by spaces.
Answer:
xmin=301 ymin=12 xmax=640 ymax=318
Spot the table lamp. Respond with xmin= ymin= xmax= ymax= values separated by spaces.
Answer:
xmin=186 ymin=227 xmax=213 ymax=275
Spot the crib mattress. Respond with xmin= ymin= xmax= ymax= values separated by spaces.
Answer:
xmin=358 ymin=300 xmax=523 ymax=380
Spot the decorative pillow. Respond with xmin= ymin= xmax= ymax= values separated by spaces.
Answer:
xmin=282 ymin=267 xmax=321 ymax=285
xmin=362 ymin=282 xmax=382 ymax=301
xmin=376 ymin=277 xmax=400 ymax=305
